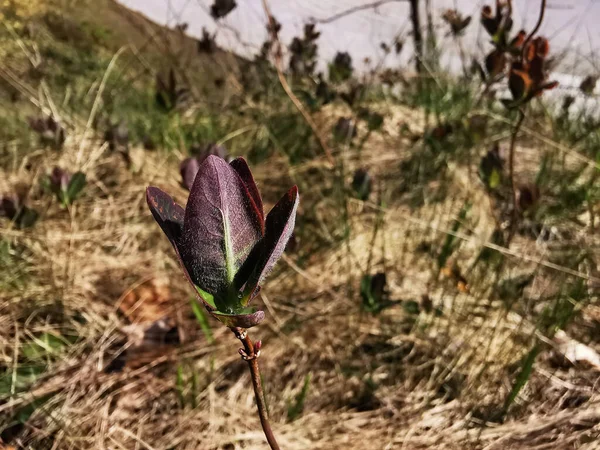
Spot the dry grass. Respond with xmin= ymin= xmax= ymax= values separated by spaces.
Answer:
xmin=1 ymin=94 xmax=600 ymax=450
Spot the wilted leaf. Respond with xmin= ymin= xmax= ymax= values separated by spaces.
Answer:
xmin=119 ymin=318 xmax=180 ymax=369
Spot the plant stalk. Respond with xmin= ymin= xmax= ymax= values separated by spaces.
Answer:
xmin=507 ymin=108 xmax=525 ymax=246
xmin=233 ymin=328 xmax=281 ymax=450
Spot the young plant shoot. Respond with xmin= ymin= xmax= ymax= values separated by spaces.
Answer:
xmin=147 ymin=155 xmax=298 ymax=450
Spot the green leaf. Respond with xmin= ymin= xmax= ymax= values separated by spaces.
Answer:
xmin=176 ymin=365 xmax=185 ymax=408
xmin=21 ymin=332 xmax=67 ymax=361
xmin=504 ymin=344 xmax=540 ymax=414
xmin=488 ymin=169 xmax=501 ymax=189
xmin=287 ymin=373 xmax=311 ymax=421
xmin=195 ymin=286 xmax=216 ymax=309
xmin=190 ymin=299 xmax=214 ymax=344
xmin=367 ymin=113 xmax=384 ymax=132
xmin=66 ymin=172 xmax=86 ymax=204
xmin=0 ymin=365 xmax=45 ymax=395
xmin=15 ymin=207 xmax=39 ymax=229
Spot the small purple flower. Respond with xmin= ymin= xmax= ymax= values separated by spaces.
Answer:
xmin=147 ymin=156 xmax=299 ymax=328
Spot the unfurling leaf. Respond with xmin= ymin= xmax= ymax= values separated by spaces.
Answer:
xmin=180 ymin=157 xmax=201 ymax=191
xmin=147 ymin=156 xmax=298 ymax=328
xmin=47 ymin=167 xmax=86 ymax=206
xmin=0 ymin=193 xmax=39 ymax=228
xmin=182 ymin=156 xmax=264 ymax=300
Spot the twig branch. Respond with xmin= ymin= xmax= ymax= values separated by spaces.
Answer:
xmin=521 ymin=0 xmax=547 ymax=60
xmin=310 ymin=0 xmax=405 ymax=24
xmin=261 ymin=0 xmax=335 ymax=166
xmin=232 ymin=328 xmax=280 ymax=450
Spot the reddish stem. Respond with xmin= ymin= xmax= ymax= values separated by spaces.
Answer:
xmin=232 ymin=328 xmax=281 ymax=450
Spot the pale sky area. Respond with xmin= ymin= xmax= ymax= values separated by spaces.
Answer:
xmin=118 ymin=0 xmax=600 ymax=86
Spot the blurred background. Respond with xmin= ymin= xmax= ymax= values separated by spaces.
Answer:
xmin=1 ymin=0 xmax=600 ymax=449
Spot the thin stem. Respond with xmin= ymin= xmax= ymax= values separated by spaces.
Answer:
xmin=507 ymin=109 xmax=525 ymax=246
xmin=521 ymin=0 xmax=546 ymax=61
xmin=232 ymin=328 xmax=281 ymax=450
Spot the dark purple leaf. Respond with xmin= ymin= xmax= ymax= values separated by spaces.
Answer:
xmin=229 ymin=157 xmax=264 ymax=228
xmin=181 ymin=155 xmax=263 ymax=298
xmin=49 ymin=167 xmax=71 ymax=193
xmin=147 ymin=186 xmax=218 ymax=310
xmin=0 ymin=194 xmax=38 ymax=228
xmin=243 ymin=185 xmax=299 ymax=302
xmin=180 ymin=157 xmax=201 ymax=191
xmin=27 ymin=116 xmax=46 ymax=133
xmin=146 ymin=187 xmax=185 ymax=251
xmin=0 ymin=194 xmax=19 ymax=219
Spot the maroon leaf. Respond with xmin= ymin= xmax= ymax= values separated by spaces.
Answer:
xmin=243 ymin=185 xmax=299 ymax=302
xmin=230 ymin=157 xmax=264 ymax=229
xmin=182 ymin=155 xmax=263 ymax=298
xmin=147 ymin=187 xmax=218 ymax=310
xmin=146 ymin=187 xmax=185 ymax=252
xmin=180 ymin=157 xmax=201 ymax=191
xmin=49 ymin=167 xmax=71 ymax=193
